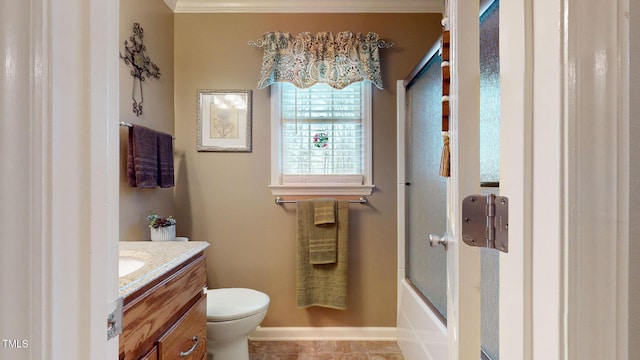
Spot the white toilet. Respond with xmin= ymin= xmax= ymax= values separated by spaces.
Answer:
xmin=205 ymin=288 xmax=270 ymax=360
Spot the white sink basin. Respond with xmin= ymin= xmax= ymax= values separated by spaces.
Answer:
xmin=119 ymin=256 xmax=145 ymax=277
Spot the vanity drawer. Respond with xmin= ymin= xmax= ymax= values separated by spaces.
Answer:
xmin=157 ymin=295 xmax=207 ymax=360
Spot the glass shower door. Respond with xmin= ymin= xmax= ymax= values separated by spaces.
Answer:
xmin=403 ymin=3 xmax=501 ymax=357
xmin=405 ymin=53 xmax=448 ymax=321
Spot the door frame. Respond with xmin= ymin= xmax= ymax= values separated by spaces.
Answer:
xmin=500 ymin=0 xmax=630 ymax=358
xmin=498 ymin=0 xmax=533 ymax=358
xmin=17 ymin=0 xmax=121 ymax=358
xmin=19 ymin=0 xmax=630 ymax=358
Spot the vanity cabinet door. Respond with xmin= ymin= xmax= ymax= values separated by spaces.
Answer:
xmin=157 ymin=295 xmax=207 ymax=360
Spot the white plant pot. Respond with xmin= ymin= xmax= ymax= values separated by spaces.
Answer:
xmin=150 ymin=225 xmax=176 ymax=241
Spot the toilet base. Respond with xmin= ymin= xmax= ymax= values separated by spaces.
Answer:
xmin=206 ymin=336 xmax=249 ymax=360
xmin=205 ymin=288 xmax=269 ymax=360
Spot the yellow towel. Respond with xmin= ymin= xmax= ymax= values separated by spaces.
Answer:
xmin=309 ymin=198 xmax=337 ymax=264
xmin=296 ymin=200 xmax=349 ymax=310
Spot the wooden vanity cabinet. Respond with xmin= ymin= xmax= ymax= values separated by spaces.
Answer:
xmin=120 ymin=253 xmax=207 ymax=360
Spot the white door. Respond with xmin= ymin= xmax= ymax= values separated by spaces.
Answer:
xmin=2 ymin=0 xmax=120 ymax=358
xmin=49 ymin=0 xmax=121 ymax=358
xmin=446 ymin=0 xmax=482 ymax=358
xmin=448 ymin=0 xmax=540 ymax=356
xmin=450 ymin=0 xmax=530 ymax=357
xmin=443 ymin=0 xmax=627 ymax=358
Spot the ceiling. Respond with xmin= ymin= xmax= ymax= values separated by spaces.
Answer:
xmin=163 ymin=0 xmax=443 ymax=13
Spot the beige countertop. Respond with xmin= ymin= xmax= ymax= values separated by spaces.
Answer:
xmin=119 ymin=241 xmax=209 ymax=298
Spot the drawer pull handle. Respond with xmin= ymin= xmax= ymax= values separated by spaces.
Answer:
xmin=179 ymin=336 xmax=200 ymax=358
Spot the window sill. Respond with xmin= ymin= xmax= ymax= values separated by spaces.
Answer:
xmin=269 ymin=184 xmax=374 ymax=196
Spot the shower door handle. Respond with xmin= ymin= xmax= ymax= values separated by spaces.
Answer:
xmin=428 ymin=232 xmax=448 ymax=251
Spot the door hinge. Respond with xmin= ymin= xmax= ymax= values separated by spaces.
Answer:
xmin=462 ymin=194 xmax=509 ymax=253
xmin=107 ymin=297 xmax=123 ymax=340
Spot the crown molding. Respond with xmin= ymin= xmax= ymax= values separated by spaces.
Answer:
xmin=164 ymin=0 xmax=178 ymax=11
xmin=165 ymin=0 xmax=442 ymax=13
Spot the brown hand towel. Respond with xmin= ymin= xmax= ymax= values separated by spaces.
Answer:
xmin=127 ymin=127 xmax=136 ymax=187
xmin=128 ymin=125 xmax=158 ymax=188
xmin=157 ymin=131 xmax=174 ymax=188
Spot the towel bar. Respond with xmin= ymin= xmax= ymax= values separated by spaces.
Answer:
xmin=274 ymin=197 xmax=367 ymax=205
xmin=120 ymin=121 xmax=175 ymax=139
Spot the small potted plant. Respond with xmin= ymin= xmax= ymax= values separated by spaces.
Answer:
xmin=146 ymin=212 xmax=177 ymax=241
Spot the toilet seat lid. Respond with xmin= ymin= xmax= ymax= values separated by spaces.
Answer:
xmin=206 ymin=288 xmax=270 ymax=321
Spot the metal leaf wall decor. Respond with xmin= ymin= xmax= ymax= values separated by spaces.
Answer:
xmin=120 ymin=23 xmax=161 ymax=116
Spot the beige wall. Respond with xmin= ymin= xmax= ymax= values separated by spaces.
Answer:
xmin=630 ymin=0 xmax=639 ymax=357
xmin=174 ymin=13 xmax=441 ymax=327
xmin=119 ymin=0 xmax=175 ymax=240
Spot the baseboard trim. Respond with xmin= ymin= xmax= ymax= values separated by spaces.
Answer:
xmin=249 ymin=327 xmax=398 ymax=341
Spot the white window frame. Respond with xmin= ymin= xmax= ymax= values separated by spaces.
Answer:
xmin=269 ymin=82 xmax=374 ymax=196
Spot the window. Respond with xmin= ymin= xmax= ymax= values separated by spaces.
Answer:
xmin=269 ymin=82 xmax=374 ymax=195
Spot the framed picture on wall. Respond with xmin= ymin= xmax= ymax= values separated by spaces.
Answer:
xmin=196 ymin=89 xmax=252 ymax=152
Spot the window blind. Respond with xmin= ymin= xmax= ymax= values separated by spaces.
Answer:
xmin=280 ymin=82 xmax=364 ymax=178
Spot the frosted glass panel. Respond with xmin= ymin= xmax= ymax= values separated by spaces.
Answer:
xmin=405 ymin=53 xmax=448 ymax=319
xmin=481 ymin=246 xmax=499 ymax=359
xmin=480 ymin=1 xmax=500 ymax=359
xmin=480 ymin=0 xmax=501 ymax=185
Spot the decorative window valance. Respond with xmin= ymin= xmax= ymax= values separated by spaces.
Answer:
xmin=252 ymin=31 xmax=393 ymax=90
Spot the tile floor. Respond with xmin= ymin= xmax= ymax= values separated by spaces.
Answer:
xmin=248 ymin=340 xmax=405 ymax=360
